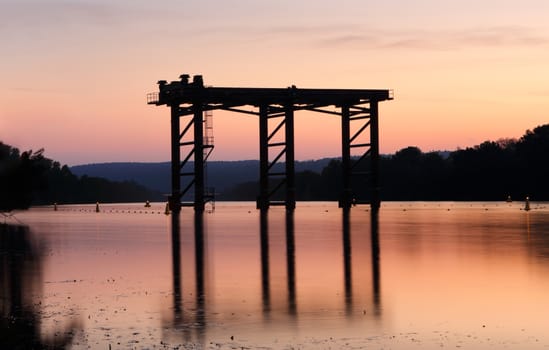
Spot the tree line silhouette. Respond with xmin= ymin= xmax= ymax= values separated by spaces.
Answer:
xmin=2 ymin=124 xmax=548 ymax=210
xmin=0 ymin=142 xmax=162 ymax=211
xmin=223 ymin=124 xmax=549 ymax=202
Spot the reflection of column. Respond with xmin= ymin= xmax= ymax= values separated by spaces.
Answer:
xmin=260 ymin=210 xmax=271 ymax=315
xmin=526 ymin=211 xmax=531 ymax=241
xmin=169 ymin=212 xmax=192 ymax=342
xmin=167 ymin=211 xmax=207 ymax=342
xmin=171 ymin=213 xmax=182 ymax=322
xmin=370 ymin=209 xmax=381 ymax=316
xmin=194 ymin=212 xmax=205 ymax=332
xmin=286 ymin=210 xmax=296 ymax=315
xmin=342 ymin=208 xmax=352 ymax=314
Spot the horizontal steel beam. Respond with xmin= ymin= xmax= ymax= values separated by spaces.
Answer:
xmin=151 ymin=84 xmax=392 ymax=108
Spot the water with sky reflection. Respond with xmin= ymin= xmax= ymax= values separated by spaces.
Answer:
xmin=3 ymin=201 xmax=549 ymax=349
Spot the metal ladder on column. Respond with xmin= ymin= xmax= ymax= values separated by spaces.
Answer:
xmin=203 ymin=110 xmax=215 ymax=212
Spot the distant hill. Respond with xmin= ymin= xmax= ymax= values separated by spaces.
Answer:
xmin=71 ymin=159 xmax=335 ymax=194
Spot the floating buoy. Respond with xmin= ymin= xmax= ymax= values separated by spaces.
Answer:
xmin=164 ymin=202 xmax=171 ymax=215
xmin=144 ymin=200 xmax=151 ymax=208
xmin=95 ymin=202 xmax=100 ymax=213
xmin=524 ymin=197 xmax=531 ymax=211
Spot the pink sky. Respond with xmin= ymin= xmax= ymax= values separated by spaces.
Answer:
xmin=2 ymin=0 xmax=549 ymax=165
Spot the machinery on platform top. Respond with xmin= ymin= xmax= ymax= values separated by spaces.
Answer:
xmin=147 ymin=74 xmax=393 ymax=108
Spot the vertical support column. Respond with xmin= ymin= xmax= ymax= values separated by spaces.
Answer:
xmin=170 ymin=104 xmax=181 ymax=213
xmin=194 ymin=102 xmax=205 ymax=213
xmin=370 ymin=100 xmax=380 ymax=211
xmin=257 ymin=105 xmax=269 ymax=210
xmin=285 ymin=104 xmax=296 ymax=211
xmin=340 ymin=104 xmax=352 ymax=208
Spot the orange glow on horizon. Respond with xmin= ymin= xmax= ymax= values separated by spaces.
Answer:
xmin=2 ymin=1 xmax=549 ymax=165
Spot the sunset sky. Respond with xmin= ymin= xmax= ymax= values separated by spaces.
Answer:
xmin=2 ymin=0 xmax=549 ymax=165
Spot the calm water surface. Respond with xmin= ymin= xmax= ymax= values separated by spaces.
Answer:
xmin=3 ymin=201 xmax=549 ymax=349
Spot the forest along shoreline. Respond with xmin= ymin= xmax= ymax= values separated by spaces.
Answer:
xmin=2 ymin=124 xmax=549 ymax=210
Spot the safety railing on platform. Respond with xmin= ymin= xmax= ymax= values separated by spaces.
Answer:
xmin=147 ymin=92 xmax=159 ymax=104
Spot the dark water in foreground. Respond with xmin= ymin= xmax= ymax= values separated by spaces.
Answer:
xmin=2 ymin=201 xmax=549 ymax=349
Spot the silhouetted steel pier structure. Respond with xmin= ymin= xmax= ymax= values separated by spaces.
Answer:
xmin=148 ymin=74 xmax=392 ymax=213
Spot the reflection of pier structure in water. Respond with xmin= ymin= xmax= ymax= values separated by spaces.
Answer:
xmin=260 ymin=209 xmax=381 ymax=317
xmin=166 ymin=212 xmax=207 ymax=344
xmin=148 ymin=74 xmax=392 ymax=213
xmin=259 ymin=210 xmax=298 ymax=317
xmin=165 ymin=208 xmax=381 ymax=340
xmin=260 ymin=208 xmax=380 ymax=320
xmin=264 ymin=209 xmax=382 ymax=320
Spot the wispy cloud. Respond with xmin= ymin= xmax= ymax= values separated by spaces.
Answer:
xmin=177 ymin=23 xmax=549 ymax=51
xmin=454 ymin=26 xmax=549 ymax=47
xmin=316 ymin=26 xmax=549 ymax=50
xmin=318 ymin=34 xmax=380 ymax=47
xmin=1 ymin=1 xmax=117 ymax=29
xmin=0 ymin=1 xmax=191 ymax=34
xmin=3 ymin=1 xmax=547 ymax=54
